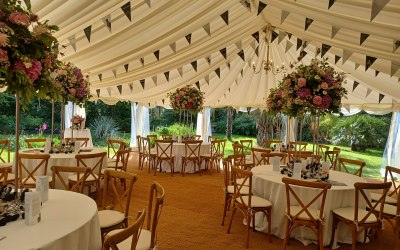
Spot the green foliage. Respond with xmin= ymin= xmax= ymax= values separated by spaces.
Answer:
xmin=162 ymin=123 xmax=195 ymax=136
xmin=85 ymin=100 xmax=131 ymax=132
xmin=232 ymin=114 xmax=256 ymax=136
xmin=90 ymin=116 xmax=119 ymax=145
xmin=319 ymin=114 xmax=340 ymax=139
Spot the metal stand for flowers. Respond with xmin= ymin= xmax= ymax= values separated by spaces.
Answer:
xmin=14 ymin=94 xmax=21 ymax=196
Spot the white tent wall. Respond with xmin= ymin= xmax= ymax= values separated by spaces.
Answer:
xmin=130 ymin=103 xmax=150 ymax=147
xmin=382 ymin=111 xmax=400 ymax=174
xmin=64 ymin=102 xmax=86 ymax=129
xmin=196 ymin=107 xmax=212 ymax=141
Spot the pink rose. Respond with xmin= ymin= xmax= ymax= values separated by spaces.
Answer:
xmin=9 ymin=12 xmax=30 ymax=27
xmin=15 ymin=59 xmax=42 ymax=82
xmin=285 ymin=78 xmax=291 ymax=86
xmin=313 ymin=96 xmax=322 ymax=106
xmin=297 ymin=78 xmax=306 ymax=87
xmin=277 ymin=91 xmax=282 ymax=99
xmin=277 ymin=100 xmax=282 ymax=106
xmin=0 ymin=48 xmax=8 ymax=63
xmin=320 ymin=82 xmax=329 ymax=90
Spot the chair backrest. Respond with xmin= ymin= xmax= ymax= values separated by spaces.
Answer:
xmin=384 ymin=166 xmax=400 ymax=210
xmin=25 ymin=138 xmax=46 ymax=148
xmin=324 ymin=150 xmax=339 ymax=169
xmin=18 ymin=153 xmax=50 ymax=187
xmin=107 ymin=139 xmax=126 ymax=159
xmin=65 ymin=137 xmax=90 ymax=147
xmin=262 ymin=152 xmax=287 ymax=165
xmin=353 ymin=181 xmax=391 ymax=224
xmin=333 ymin=146 xmax=341 ymax=153
xmin=146 ymin=182 xmax=165 ymax=249
xmin=239 ymin=139 xmax=253 ymax=155
xmin=183 ymin=140 xmax=202 ymax=159
xmin=141 ymin=137 xmax=152 ymax=156
xmin=136 ymin=135 xmax=142 ymax=153
xmin=102 ymin=209 xmax=146 ymax=250
xmin=75 ymin=152 xmax=107 ymax=180
xmin=288 ymin=141 xmax=308 ymax=151
xmin=265 ymin=140 xmax=282 ymax=149
xmin=232 ymin=141 xmax=244 ymax=155
xmin=222 ymin=154 xmax=246 ymax=189
xmin=337 ymin=157 xmax=366 ymax=177
xmin=208 ymin=135 xmax=217 ymax=143
xmin=147 ymin=135 xmax=158 ymax=147
xmin=113 ymin=149 xmax=131 ymax=172
xmin=318 ymin=145 xmax=329 ymax=159
xmin=160 ymin=134 xmax=173 ymax=140
xmin=231 ymin=166 xmax=253 ymax=207
xmin=211 ymin=139 xmax=226 ymax=159
xmin=287 ymin=150 xmax=313 ymax=162
xmin=102 ymin=169 xmax=138 ymax=218
xmin=0 ymin=166 xmax=10 ymax=185
xmin=251 ymin=147 xmax=271 ymax=166
xmin=282 ymin=177 xmax=331 ymax=222
xmin=193 ymin=135 xmax=201 ymax=140
xmin=0 ymin=139 xmax=11 ymax=163
xmin=155 ymin=140 xmax=174 ymax=158
xmin=51 ymin=166 xmax=90 ymax=193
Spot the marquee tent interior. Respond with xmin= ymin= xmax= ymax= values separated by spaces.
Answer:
xmin=31 ymin=0 xmax=400 ymax=114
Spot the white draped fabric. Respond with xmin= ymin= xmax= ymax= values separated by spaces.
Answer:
xmin=130 ymin=103 xmax=150 ymax=147
xmin=196 ymin=107 xmax=212 ymax=141
xmin=64 ymin=102 xmax=86 ymax=129
xmin=280 ymin=116 xmax=296 ymax=145
xmin=382 ymin=111 xmax=400 ymax=174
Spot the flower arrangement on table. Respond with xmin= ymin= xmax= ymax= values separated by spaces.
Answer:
xmin=71 ymin=115 xmax=85 ymax=129
xmin=167 ymin=85 xmax=204 ymax=114
xmin=0 ymin=0 xmax=61 ymax=106
xmin=54 ymin=62 xmax=91 ymax=105
xmin=266 ymin=58 xmax=347 ymax=117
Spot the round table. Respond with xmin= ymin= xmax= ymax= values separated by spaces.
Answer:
xmin=251 ymin=165 xmax=367 ymax=246
xmin=0 ymin=189 xmax=101 ymax=250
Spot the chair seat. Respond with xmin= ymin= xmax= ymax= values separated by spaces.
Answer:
xmin=68 ymin=174 xmax=97 ymax=182
xmin=236 ymin=195 xmax=272 ymax=208
xmin=289 ymin=205 xmax=321 ymax=220
xmin=21 ymin=176 xmax=52 ymax=185
xmin=226 ymin=185 xmax=250 ymax=195
xmin=332 ymin=207 xmax=378 ymax=223
xmin=373 ymin=202 xmax=397 ymax=216
xmin=0 ymin=163 xmax=12 ymax=168
xmin=370 ymin=192 xmax=398 ymax=205
xmin=98 ymin=209 xmax=125 ymax=228
xmin=108 ymin=228 xmax=152 ymax=250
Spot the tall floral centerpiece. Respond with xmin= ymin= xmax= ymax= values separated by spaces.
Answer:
xmin=0 ymin=0 xmax=60 ymax=196
xmin=167 ymin=85 xmax=204 ymax=127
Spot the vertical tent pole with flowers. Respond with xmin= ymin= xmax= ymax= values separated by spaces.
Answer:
xmin=0 ymin=0 xmax=61 ymax=195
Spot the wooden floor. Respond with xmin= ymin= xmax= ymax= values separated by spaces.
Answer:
xmin=121 ymin=152 xmax=398 ymax=250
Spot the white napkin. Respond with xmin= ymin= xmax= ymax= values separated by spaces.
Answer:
xmin=36 ymin=176 xmax=49 ymax=203
xmin=275 ymin=143 xmax=281 ymax=152
xmin=293 ymin=163 xmax=302 ymax=179
xmin=272 ymin=156 xmax=281 ymax=172
xmin=25 ymin=191 xmax=41 ymax=226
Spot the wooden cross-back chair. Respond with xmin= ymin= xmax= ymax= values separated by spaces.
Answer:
xmin=330 ymin=181 xmax=392 ymax=250
xmin=262 ymin=152 xmax=287 ymax=165
xmin=154 ymin=140 xmax=175 ymax=176
xmin=51 ymin=166 xmax=90 ymax=193
xmin=317 ymin=144 xmax=329 ymax=159
xmin=18 ymin=153 xmax=51 ymax=188
xmin=107 ymin=139 xmax=126 ymax=161
xmin=227 ymin=166 xmax=272 ymax=248
xmin=140 ymin=137 xmax=156 ymax=173
xmin=324 ymin=150 xmax=339 ymax=170
xmin=0 ymin=166 xmax=11 ymax=186
xmin=193 ymin=135 xmax=201 ymax=140
xmin=265 ymin=140 xmax=282 ymax=149
xmin=99 ymin=169 xmax=138 ymax=241
xmin=65 ymin=137 xmax=90 ymax=147
xmin=232 ymin=142 xmax=253 ymax=169
xmin=25 ymin=138 xmax=46 ymax=148
xmin=282 ymin=177 xmax=332 ymax=250
xmin=102 ymin=209 xmax=146 ymax=250
xmin=200 ymin=139 xmax=225 ymax=174
xmin=287 ymin=150 xmax=313 ymax=162
xmin=251 ymin=147 xmax=271 ymax=167
xmin=208 ymin=135 xmax=217 ymax=142
xmin=0 ymin=139 xmax=11 ymax=165
xmin=336 ymin=157 xmax=366 ymax=177
xmin=288 ymin=141 xmax=308 ymax=151
xmin=181 ymin=140 xmax=202 ymax=176
xmin=136 ymin=135 xmax=143 ymax=169
xmin=239 ymin=139 xmax=253 ymax=155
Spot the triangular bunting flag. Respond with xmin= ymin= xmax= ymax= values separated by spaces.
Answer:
xmin=154 ymin=50 xmax=160 ymax=61
xmin=205 ymin=75 xmax=209 ymax=85
xmin=321 ymin=44 xmax=331 ymax=57
xmin=328 ymin=0 xmax=336 ymax=9
xmin=112 ymin=69 xmax=117 ymax=78
xmin=331 ymin=26 xmax=340 ymax=38
xmin=68 ymin=35 xmax=77 ymax=52
xmin=240 ymin=69 xmax=243 ymax=77
xmin=124 ymin=64 xmax=129 ymax=72
xmin=257 ymin=1 xmax=267 ymax=16
xmin=185 ymin=33 xmax=192 ymax=44
xmin=164 ymin=71 xmax=170 ymax=81
xmin=315 ymin=47 xmax=321 ymax=57
xmin=177 ymin=67 xmax=183 ymax=77
xmin=379 ymin=93 xmax=385 ymax=103
xmin=96 ymin=89 xmax=100 ymax=98
xmin=305 ymin=18 xmax=313 ymax=31
xmin=107 ymin=87 xmax=111 ymax=96
xmin=252 ymin=31 xmax=259 ymax=43
xmin=191 ymin=61 xmax=197 ymax=72
xmin=220 ymin=11 xmax=229 ymax=25
xmin=162 ymin=99 xmax=165 ymax=105
xmin=129 ymin=83 xmax=133 ymax=92
xmin=285 ymin=41 xmax=293 ymax=53
xmin=215 ymin=68 xmax=221 ymax=78
xmin=195 ymin=81 xmax=200 ymax=90
xmin=296 ymin=38 xmax=302 ymax=51
xmin=271 ymin=31 xmax=278 ymax=43
xmin=98 ymin=74 xmax=102 ymax=82
xmin=366 ymin=88 xmax=372 ymax=97
xmin=206 ymin=56 xmax=211 ymax=65
xmin=355 ymin=63 xmax=360 ymax=70
xmin=220 ymin=48 xmax=227 ymax=59
xmin=152 ymin=76 xmax=157 ymax=86
xmin=393 ymin=40 xmax=400 ymax=52
xmin=140 ymin=58 xmax=144 ymax=66
xmin=102 ymin=15 xmax=111 ymax=32
xmin=342 ymin=50 xmax=353 ymax=63
xmin=278 ymin=31 xmax=287 ymax=44
xmin=371 ymin=0 xmax=390 ymax=21
xmin=226 ymin=61 xmax=231 ymax=70
xmin=140 ymin=79 xmax=145 ymax=89
xmin=299 ymin=50 xmax=307 ymax=60
xmin=240 ymin=0 xmax=251 ymax=11
xmin=84 ymin=26 xmax=92 ymax=42
xmin=365 ymin=55 xmax=377 ymax=71
xmin=117 ymin=85 xmax=122 ymax=94
xmin=255 ymin=45 xmax=259 ymax=57
xmin=238 ymin=50 xmax=245 ymax=61
xmin=203 ymin=23 xmax=211 ymax=36
xmin=391 ymin=62 xmax=400 ymax=77
xmin=144 ymin=0 xmax=151 ymax=7
xmin=287 ymin=33 xmax=292 ymax=40
xmin=352 ymin=81 xmax=360 ymax=91
xmin=335 ymin=55 xmax=341 ymax=64
xmin=360 ymin=33 xmax=369 ymax=45
xmin=375 ymin=70 xmax=380 ymax=77
xmin=281 ymin=10 xmax=290 ymax=24
xmin=169 ymin=42 xmax=176 ymax=53
xmin=228 ymin=88 xmax=230 ymax=93
xmin=121 ymin=2 xmax=131 ymax=21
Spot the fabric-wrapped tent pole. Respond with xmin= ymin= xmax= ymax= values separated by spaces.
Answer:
xmin=64 ymin=102 xmax=86 ymax=130
xmin=130 ymin=102 xmax=150 ymax=147
xmin=382 ymin=111 xmax=400 ymax=175
xmin=196 ymin=107 xmax=212 ymax=141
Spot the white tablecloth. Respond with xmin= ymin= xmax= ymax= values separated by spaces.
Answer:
xmin=159 ymin=143 xmax=210 ymax=173
xmin=251 ymin=165 xmax=367 ymax=246
xmin=63 ymin=129 xmax=93 ymax=147
xmin=0 ymin=189 xmax=101 ymax=250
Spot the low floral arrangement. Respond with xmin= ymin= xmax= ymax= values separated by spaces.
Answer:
xmin=71 ymin=115 xmax=85 ymax=129
xmin=266 ymin=59 xmax=347 ymax=117
xmin=0 ymin=0 xmax=60 ymax=106
xmin=167 ymin=85 xmax=204 ymax=114
xmin=53 ymin=62 xmax=91 ymax=105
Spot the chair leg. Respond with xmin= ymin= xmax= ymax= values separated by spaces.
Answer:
xmin=318 ymin=221 xmax=324 ymax=250
xmin=283 ymin=218 xmax=290 ymax=250
xmin=351 ymin=224 xmax=357 ymax=250
xmin=226 ymin=205 xmax=236 ymax=234
xmin=268 ymin=209 xmax=272 ymax=243
xmin=221 ymin=194 xmax=228 ymax=226
xmin=245 ymin=215 xmax=250 ymax=248
xmin=170 ymin=159 xmax=174 ymax=177
xmin=329 ymin=215 xmax=338 ymax=247
xmin=181 ymin=158 xmax=185 ymax=177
